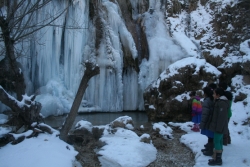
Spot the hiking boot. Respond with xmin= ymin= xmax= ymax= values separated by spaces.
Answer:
xmin=203 ymin=149 xmax=213 ymax=156
xmin=228 ymin=134 xmax=231 ymax=144
xmin=191 ymin=127 xmax=196 ymax=131
xmin=208 ymin=151 xmax=222 ymax=166
xmin=201 ymin=148 xmax=207 ymax=152
xmin=203 ymin=143 xmax=213 ymax=156
xmin=223 ymin=134 xmax=228 ymax=146
xmin=191 ymin=127 xmax=200 ymax=132
xmin=201 ymin=143 xmax=209 ymax=152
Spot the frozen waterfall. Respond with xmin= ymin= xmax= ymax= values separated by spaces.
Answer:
xmin=0 ymin=0 xmax=192 ymax=117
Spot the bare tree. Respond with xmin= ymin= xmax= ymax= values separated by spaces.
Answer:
xmin=0 ymin=0 xmax=99 ymax=143
xmin=0 ymin=0 xmax=68 ymax=100
xmin=0 ymin=0 xmax=69 ymax=129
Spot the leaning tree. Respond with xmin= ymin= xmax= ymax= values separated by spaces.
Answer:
xmin=60 ymin=62 xmax=100 ymax=142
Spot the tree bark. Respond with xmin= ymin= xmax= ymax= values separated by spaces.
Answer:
xmin=59 ymin=62 xmax=100 ymax=142
xmin=0 ymin=86 xmax=42 ymax=127
xmin=0 ymin=17 xmax=26 ymax=101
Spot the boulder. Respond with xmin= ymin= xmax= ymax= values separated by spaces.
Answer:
xmin=140 ymin=134 xmax=151 ymax=144
xmin=110 ymin=116 xmax=134 ymax=130
xmin=144 ymin=57 xmax=221 ymax=122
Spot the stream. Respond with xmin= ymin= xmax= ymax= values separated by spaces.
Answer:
xmin=44 ymin=111 xmax=149 ymax=129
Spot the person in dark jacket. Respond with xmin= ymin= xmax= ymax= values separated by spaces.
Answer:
xmin=208 ymin=88 xmax=230 ymax=166
xmin=219 ymin=81 xmax=233 ymax=145
xmin=200 ymin=87 xmax=214 ymax=156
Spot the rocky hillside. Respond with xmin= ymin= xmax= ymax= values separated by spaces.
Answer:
xmin=137 ymin=0 xmax=250 ymax=122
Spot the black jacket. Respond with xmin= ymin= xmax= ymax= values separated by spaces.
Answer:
xmin=209 ymin=96 xmax=230 ymax=134
xmin=200 ymin=97 xmax=214 ymax=129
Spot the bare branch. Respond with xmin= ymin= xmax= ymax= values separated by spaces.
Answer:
xmin=8 ymin=0 xmax=61 ymax=41
xmin=14 ymin=7 xmax=68 ymax=42
xmin=11 ymin=0 xmax=33 ymax=39
xmin=7 ymin=0 xmax=50 ymax=25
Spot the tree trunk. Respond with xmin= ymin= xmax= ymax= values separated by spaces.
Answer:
xmin=0 ymin=16 xmax=26 ymax=101
xmin=59 ymin=62 xmax=100 ymax=142
xmin=0 ymin=86 xmax=42 ymax=128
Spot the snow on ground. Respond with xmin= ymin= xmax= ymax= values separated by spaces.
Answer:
xmin=170 ymin=74 xmax=250 ymax=167
xmin=98 ymin=127 xmax=157 ymax=167
xmin=170 ymin=110 xmax=250 ymax=167
xmin=0 ymin=59 xmax=249 ymax=167
xmin=0 ymin=100 xmax=249 ymax=167
xmin=0 ymin=127 xmax=79 ymax=167
xmin=0 ymin=74 xmax=249 ymax=167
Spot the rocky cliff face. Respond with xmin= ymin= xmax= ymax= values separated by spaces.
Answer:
xmin=201 ymin=1 xmax=250 ymax=81
xmin=137 ymin=0 xmax=250 ymax=122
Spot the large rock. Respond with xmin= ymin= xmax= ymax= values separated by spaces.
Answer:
xmin=144 ymin=57 xmax=221 ymax=122
xmin=110 ymin=116 xmax=134 ymax=130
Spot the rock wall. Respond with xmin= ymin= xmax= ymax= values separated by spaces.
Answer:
xmin=142 ymin=0 xmax=250 ymax=122
xmin=200 ymin=1 xmax=250 ymax=82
